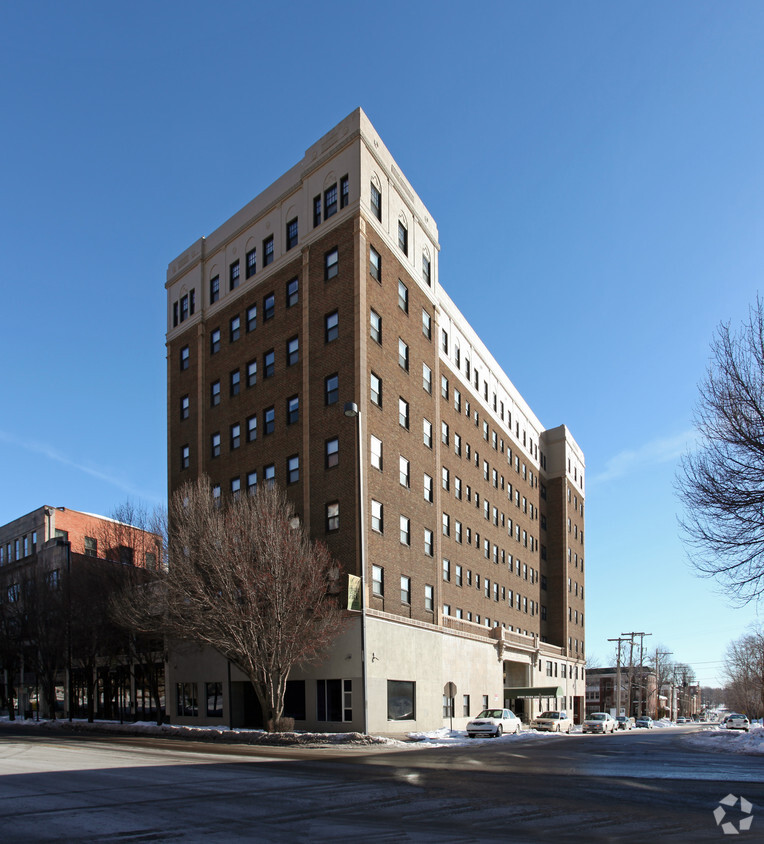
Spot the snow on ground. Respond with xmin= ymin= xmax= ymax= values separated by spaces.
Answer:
xmin=680 ymin=722 xmax=764 ymax=755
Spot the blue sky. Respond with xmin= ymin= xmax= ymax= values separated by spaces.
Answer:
xmin=2 ymin=1 xmax=762 ymax=687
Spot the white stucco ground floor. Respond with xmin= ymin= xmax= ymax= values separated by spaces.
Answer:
xmin=167 ymin=610 xmax=586 ymax=734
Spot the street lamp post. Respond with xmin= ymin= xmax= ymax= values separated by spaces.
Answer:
xmin=343 ymin=401 xmax=369 ymax=735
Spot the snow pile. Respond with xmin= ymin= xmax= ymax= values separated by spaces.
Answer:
xmin=681 ymin=723 xmax=764 ymax=755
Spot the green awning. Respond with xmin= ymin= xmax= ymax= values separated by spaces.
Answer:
xmin=504 ymin=686 xmax=563 ymax=698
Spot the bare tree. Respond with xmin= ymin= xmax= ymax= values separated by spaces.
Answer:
xmin=116 ymin=479 xmax=344 ymax=731
xmin=677 ymin=297 xmax=764 ymax=603
xmin=724 ymin=626 xmax=764 ymax=718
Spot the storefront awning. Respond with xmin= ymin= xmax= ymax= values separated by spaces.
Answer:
xmin=504 ymin=686 xmax=563 ymax=698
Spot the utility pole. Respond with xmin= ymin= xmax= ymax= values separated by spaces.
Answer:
xmin=608 ymin=637 xmax=629 ymax=715
xmin=655 ymin=651 xmax=672 ymax=719
xmin=622 ymin=632 xmax=651 ymax=716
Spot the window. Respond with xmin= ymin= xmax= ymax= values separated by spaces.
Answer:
xmin=369 ymin=245 xmax=381 ymax=281
xmin=313 ymin=194 xmax=322 ymax=227
xmin=399 ymin=456 xmax=410 ymax=487
xmin=326 ymin=502 xmax=339 ymax=532
xmin=211 ymin=432 xmax=221 ymax=458
xmin=247 ymin=359 xmax=257 ymax=388
xmin=231 ymin=477 xmax=241 ymax=498
xmin=455 ymin=477 xmax=462 ymax=499
xmin=230 ymin=369 xmax=240 ymax=396
xmin=441 ymin=375 xmax=449 ymax=400
xmin=206 ymin=682 xmax=223 ymax=718
xmin=326 ymin=437 xmax=339 ymax=468
xmin=398 ymin=338 xmax=409 ymax=372
xmin=180 ymin=395 xmax=190 ymax=420
xmin=230 ymin=315 xmax=240 ymax=342
xmin=371 ymin=500 xmax=383 ymax=533
xmin=210 ymin=329 xmax=220 ymax=355
xmin=370 ymin=309 xmax=381 ymax=343
xmin=443 ymin=558 xmax=451 ymax=581
xmin=176 ymin=682 xmax=198 ymax=717
xmin=422 ymin=363 xmax=432 ymax=394
xmin=84 ymin=536 xmax=97 ymax=557
xmin=229 ymin=260 xmax=240 ymax=291
xmin=325 ymin=310 xmax=338 ymax=342
xmin=263 ymin=235 xmax=274 ymax=267
xmin=246 ymin=248 xmax=257 ymax=278
xmin=454 ymin=433 xmax=461 ymax=456
xmin=423 ymin=473 xmax=433 ymax=502
xmin=400 ymin=516 xmax=410 ymax=546
xmin=442 ymin=513 xmax=450 ymax=536
xmin=264 ymin=464 xmax=276 ymax=486
xmin=287 ymin=336 xmax=299 ymax=366
xmin=210 ymin=275 xmax=220 ymax=303
xmin=287 ymin=395 xmax=299 ymax=424
xmin=441 ymin=329 xmax=449 ymax=354
xmin=398 ymin=279 xmax=408 ymax=313
xmin=442 ymin=466 xmax=450 ymax=491
xmin=455 ymin=564 xmax=463 ymax=585
xmin=399 ymin=397 xmax=409 ymax=429
xmin=264 ymin=350 xmax=275 ymax=378
xmin=286 ymin=218 xmax=298 ymax=250
xmin=264 ymin=293 xmax=275 ymax=321
xmin=287 ymin=277 xmax=299 ymax=307
xmin=400 ymin=575 xmax=411 ymax=605
xmin=372 ymin=565 xmax=384 ymax=597
xmin=230 ymin=423 xmax=241 ymax=450
xmin=423 ymin=418 xmax=432 ymax=448
xmin=424 ymin=529 xmax=433 ymax=557
xmin=181 ymin=444 xmax=190 ymax=469
xmin=424 ymin=585 xmax=433 ymax=612
xmin=287 ymin=455 xmax=299 ymax=484
xmin=422 ymin=308 xmax=431 ymax=340
xmin=325 ymin=247 xmax=338 ymax=280
xmin=398 ymin=221 xmax=408 ymax=255
xmin=247 ymin=414 xmax=257 ymax=442
xmin=370 ymin=435 xmax=382 ymax=470
xmin=340 ymin=174 xmax=349 ymax=208
xmin=316 ymin=678 xmax=351 ymax=722
xmin=324 ymin=183 xmax=337 ymax=219
xmin=387 ymin=679 xmax=415 ymax=721
xmin=441 ymin=421 xmax=449 ymax=445
xmin=370 ymin=182 xmax=382 ymax=220
xmin=247 ymin=304 xmax=257 ymax=333
xmin=264 ymin=406 xmax=275 ymax=434
xmin=370 ymin=372 xmax=382 ymax=407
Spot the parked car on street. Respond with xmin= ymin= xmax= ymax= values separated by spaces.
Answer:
xmin=635 ymin=716 xmax=654 ymax=729
xmin=582 ymin=712 xmax=617 ymax=734
xmin=676 ymin=717 xmax=688 ymax=724
xmin=532 ymin=711 xmax=573 ymax=733
xmin=615 ymin=716 xmax=635 ymax=730
xmin=466 ymin=708 xmax=522 ymax=738
xmin=724 ymin=713 xmax=750 ymax=732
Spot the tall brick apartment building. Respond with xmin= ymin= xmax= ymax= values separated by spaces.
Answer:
xmin=165 ymin=109 xmax=586 ymax=732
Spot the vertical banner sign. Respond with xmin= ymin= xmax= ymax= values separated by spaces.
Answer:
xmin=347 ymin=574 xmax=361 ymax=611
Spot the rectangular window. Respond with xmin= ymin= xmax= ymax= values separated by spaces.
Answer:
xmin=400 ymin=575 xmax=411 ymax=605
xmin=387 ymin=680 xmax=415 ymax=721
xmin=325 ymin=310 xmax=339 ymax=342
xmin=230 ymin=423 xmax=240 ymax=450
xmin=286 ymin=218 xmax=298 ymax=250
xmin=210 ymin=275 xmax=220 ymax=303
xmin=441 ymin=421 xmax=449 ymax=446
xmin=398 ymin=279 xmax=408 ymax=313
xmin=372 ymin=564 xmax=384 ymax=597
xmin=316 ymin=678 xmax=348 ymax=722
xmin=371 ymin=500 xmax=383 ymax=533
xmin=370 ymin=309 xmax=381 ymax=343
xmin=370 ymin=183 xmax=382 ymax=221
xmin=399 ymin=397 xmax=409 ymax=429
xmin=247 ymin=414 xmax=257 ymax=442
xmin=287 ymin=335 xmax=299 ymax=366
xmin=287 ymin=395 xmax=299 ymax=425
xmin=313 ymin=194 xmax=322 ymax=227
xmin=441 ymin=329 xmax=449 ymax=354
xmin=325 ymin=247 xmax=338 ymax=280
xmin=340 ymin=175 xmax=349 ymax=208
xmin=206 ymin=682 xmax=223 ymax=718
xmin=423 ymin=473 xmax=433 ymax=502
xmin=247 ymin=304 xmax=257 ymax=333
xmin=176 ymin=682 xmax=198 ymax=717
xmin=246 ymin=248 xmax=257 ymax=278
xmin=230 ymin=315 xmax=240 ymax=342
xmin=442 ymin=558 xmax=451 ymax=581
xmin=442 ymin=513 xmax=450 ymax=536
xmin=264 ymin=406 xmax=275 ymax=435
xmin=180 ymin=394 xmax=190 ymax=419
xmin=422 ymin=255 xmax=431 ymax=286
xmin=370 ymin=372 xmax=382 ymax=407
xmin=369 ymin=245 xmax=381 ymax=281
xmin=399 ymin=456 xmax=410 ymax=487
xmin=326 ymin=502 xmax=339 ymax=532
xmin=84 ymin=536 xmax=97 ymax=557
xmin=181 ymin=444 xmax=190 ymax=469
xmin=400 ymin=516 xmax=410 ymax=546
xmin=287 ymin=455 xmax=299 ymax=484
xmin=424 ymin=584 xmax=433 ymax=612
xmin=264 ymin=464 xmax=275 ymax=486
xmin=229 ymin=260 xmax=240 ymax=291
xmin=231 ymin=477 xmax=241 ymax=498
xmin=424 ymin=528 xmax=433 ymax=557
xmin=370 ymin=435 xmax=382 ymax=470
xmin=324 ymin=184 xmax=337 ymax=219
xmin=422 ymin=363 xmax=432 ymax=394
xmin=263 ymin=235 xmax=274 ymax=267
xmin=211 ymin=433 xmax=221 ymax=458
xmin=264 ymin=350 xmax=275 ymax=378
xmin=421 ymin=308 xmax=432 ymax=340
xmin=326 ymin=437 xmax=339 ymax=468
xmin=423 ymin=418 xmax=432 ymax=448
xmin=264 ymin=293 xmax=275 ymax=321
xmin=442 ymin=466 xmax=450 ymax=491
xmin=230 ymin=369 xmax=240 ymax=396
xmin=210 ymin=329 xmax=220 ymax=355
xmin=398 ymin=221 xmax=408 ymax=256
xmin=325 ymin=374 xmax=339 ymax=405
xmin=247 ymin=359 xmax=257 ymax=387
xmin=287 ymin=277 xmax=299 ymax=307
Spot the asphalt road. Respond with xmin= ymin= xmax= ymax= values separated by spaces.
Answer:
xmin=0 ymin=725 xmax=761 ymax=842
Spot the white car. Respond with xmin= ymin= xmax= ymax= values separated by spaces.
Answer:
xmin=582 ymin=712 xmax=617 ymax=734
xmin=724 ymin=713 xmax=750 ymax=732
xmin=466 ymin=708 xmax=521 ymax=738
xmin=532 ymin=710 xmax=573 ymax=733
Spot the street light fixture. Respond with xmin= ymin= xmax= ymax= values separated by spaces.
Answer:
xmin=343 ymin=401 xmax=369 ymax=735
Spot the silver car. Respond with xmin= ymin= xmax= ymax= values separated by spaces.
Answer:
xmin=724 ymin=713 xmax=750 ymax=732
xmin=532 ymin=710 xmax=573 ymax=733
xmin=582 ymin=712 xmax=617 ymax=734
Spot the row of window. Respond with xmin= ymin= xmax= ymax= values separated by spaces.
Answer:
xmin=0 ymin=530 xmax=37 ymax=566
